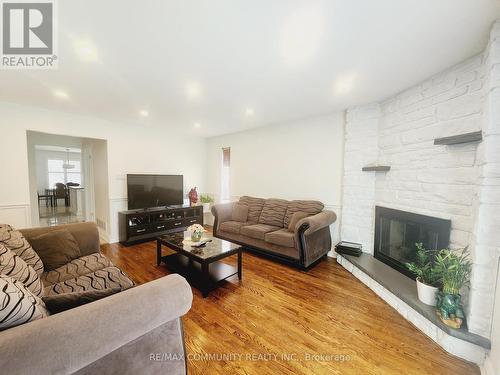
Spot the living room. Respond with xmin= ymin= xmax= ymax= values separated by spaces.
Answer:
xmin=1 ymin=1 xmax=500 ymax=374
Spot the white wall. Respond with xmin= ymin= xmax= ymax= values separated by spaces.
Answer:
xmin=206 ymin=113 xmax=345 ymax=243
xmin=0 ymin=102 xmax=207 ymax=242
xmin=91 ymin=139 xmax=110 ymax=236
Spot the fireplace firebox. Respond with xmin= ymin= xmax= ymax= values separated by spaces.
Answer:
xmin=374 ymin=206 xmax=451 ymax=279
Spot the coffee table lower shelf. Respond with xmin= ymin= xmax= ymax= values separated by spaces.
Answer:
xmin=161 ymin=253 xmax=239 ymax=297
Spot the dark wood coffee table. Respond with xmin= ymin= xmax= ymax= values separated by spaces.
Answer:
xmin=157 ymin=232 xmax=242 ymax=297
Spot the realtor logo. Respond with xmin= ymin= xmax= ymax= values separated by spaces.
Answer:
xmin=1 ymin=0 xmax=57 ymax=69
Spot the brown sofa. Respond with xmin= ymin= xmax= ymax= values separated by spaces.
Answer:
xmin=0 ymin=222 xmax=192 ymax=375
xmin=211 ymin=196 xmax=336 ymax=269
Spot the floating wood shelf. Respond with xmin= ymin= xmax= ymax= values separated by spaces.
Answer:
xmin=362 ymin=165 xmax=391 ymax=172
xmin=434 ymin=131 xmax=482 ymax=145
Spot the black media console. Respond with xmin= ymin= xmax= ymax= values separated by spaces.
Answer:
xmin=118 ymin=205 xmax=203 ymax=246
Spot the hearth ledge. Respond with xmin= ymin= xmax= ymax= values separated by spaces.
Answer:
xmin=337 ymin=253 xmax=490 ymax=365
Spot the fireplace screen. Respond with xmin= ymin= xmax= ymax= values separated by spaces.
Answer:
xmin=374 ymin=207 xmax=451 ymax=279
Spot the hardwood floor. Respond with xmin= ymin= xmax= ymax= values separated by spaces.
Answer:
xmin=101 ymin=241 xmax=479 ymax=375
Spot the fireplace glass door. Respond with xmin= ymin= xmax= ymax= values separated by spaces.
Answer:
xmin=374 ymin=207 xmax=451 ymax=279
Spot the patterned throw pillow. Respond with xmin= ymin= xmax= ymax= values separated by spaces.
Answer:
xmin=0 ymin=275 xmax=48 ymax=331
xmin=0 ymin=224 xmax=44 ymax=276
xmin=0 ymin=244 xmax=44 ymax=297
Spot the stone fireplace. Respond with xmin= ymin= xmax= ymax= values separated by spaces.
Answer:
xmin=337 ymin=21 xmax=500 ymax=365
xmin=374 ymin=206 xmax=451 ymax=278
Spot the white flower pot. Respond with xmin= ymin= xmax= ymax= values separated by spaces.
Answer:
xmin=416 ymin=278 xmax=438 ymax=306
xmin=202 ymin=203 xmax=211 ymax=213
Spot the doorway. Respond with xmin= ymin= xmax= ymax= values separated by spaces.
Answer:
xmin=26 ymin=131 xmax=109 ymax=239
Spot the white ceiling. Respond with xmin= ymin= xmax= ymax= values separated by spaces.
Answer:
xmin=1 ymin=0 xmax=499 ymax=137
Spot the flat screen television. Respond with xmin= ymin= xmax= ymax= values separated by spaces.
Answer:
xmin=127 ymin=174 xmax=184 ymax=210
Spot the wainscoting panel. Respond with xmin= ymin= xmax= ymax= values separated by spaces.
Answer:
xmin=0 ymin=204 xmax=31 ymax=228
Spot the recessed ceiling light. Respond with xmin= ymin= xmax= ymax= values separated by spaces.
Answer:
xmin=194 ymin=122 xmax=201 ymax=128
xmin=245 ymin=108 xmax=255 ymax=116
xmin=139 ymin=110 xmax=149 ymax=117
xmin=53 ymin=89 xmax=69 ymax=100
xmin=74 ymin=39 xmax=99 ymax=63
xmin=185 ymin=81 xmax=202 ymax=100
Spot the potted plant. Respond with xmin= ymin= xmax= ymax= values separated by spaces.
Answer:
xmin=405 ymin=243 xmax=440 ymax=306
xmin=187 ymin=224 xmax=206 ymax=242
xmin=434 ymin=247 xmax=472 ymax=329
xmin=200 ymin=194 xmax=214 ymax=212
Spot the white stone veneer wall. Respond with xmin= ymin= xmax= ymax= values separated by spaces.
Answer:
xmin=340 ymin=21 xmax=500 ymax=339
xmin=339 ymin=105 xmax=379 ymax=254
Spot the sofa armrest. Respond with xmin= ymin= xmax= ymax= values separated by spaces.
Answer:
xmin=211 ymin=203 xmax=234 ymax=223
xmin=294 ymin=211 xmax=336 ymax=268
xmin=211 ymin=203 xmax=235 ymax=236
xmin=0 ymin=274 xmax=193 ymax=375
xmin=294 ymin=210 xmax=337 ymax=235
xmin=20 ymin=222 xmax=100 ymax=257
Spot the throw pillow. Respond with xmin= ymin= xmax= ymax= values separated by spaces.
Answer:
xmin=0 ymin=275 xmax=48 ymax=331
xmin=232 ymin=203 xmax=249 ymax=223
xmin=29 ymin=230 xmax=81 ymax=271
xmin=0 ymin=244 xmax=43 ymax=297
xmin=288 ymin=212 xmax=310 ymax=232
xmin=42 ymin=288 xmax=122 ymax=314
xmin=0 ymin=224 xmax=44 ymax=276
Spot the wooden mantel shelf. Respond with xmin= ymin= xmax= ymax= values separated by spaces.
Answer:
xmin=362 ymin=165 xmax=391 ymax=172
xmin=434 ymin=131 xmax=483 ymax=145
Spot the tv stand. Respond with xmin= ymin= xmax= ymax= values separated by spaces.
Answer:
xmin=118 ymin=205 xmax=203 ymax=246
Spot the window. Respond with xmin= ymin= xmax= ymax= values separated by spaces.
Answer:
xmin=47 ymin=159 xmax=82 ymax=188
xmin=47 ymin=159 xmax=64 ymax=188
xmin=221 ymin=147 xmax=230 ymax=202
xmin=66 ymin=161 xmax=82 ymax=185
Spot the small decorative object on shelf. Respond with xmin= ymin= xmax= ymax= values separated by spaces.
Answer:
xmin=434 ymin=247 xmax=472 ymax=329
xmin=405 ymin=243 xmax=440 ymax=306
xmin=187 ymin=224 xmax=206 ymax=242
xmin=188 ymin=187 xmax=198 ymax=206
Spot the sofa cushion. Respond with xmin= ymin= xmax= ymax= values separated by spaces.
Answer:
xmin=288 ymin=211 xmax=310 ymax=232
xmin=265 ymin=229 xmax=296 ymax=248
xmin=238 ymin=196 xmax=265 ymax=223
xmin=219 ymin=221 xmax=249 ymax=235
xmin=240 ymin=224 xmax=281 ymax=240
xmin=0 ymin=224 xmax=44 ymax=276
xmin=44 ymin=266 xmax=134 ymax=296
xmin=42 ymin=288 xmax=122 ymax=314
xmin=258 ymin=199 xmax=289 ymax=227
xmin=284 ymin=200 xmax=324 ymax=227
xmin=29 ymin=229 xmax=81 ymax=271
xmin=0 ymin=275 xmax=48 ymax=331
xmin=0 ymin=244 xmax=43 ymax=297
xmin=42 ymin=253 xmax=113 ymax=286
xmin=231 ymin=203 xmax=249 ymax=223
xmin=217 ymin=231 xmax=300 ymax=260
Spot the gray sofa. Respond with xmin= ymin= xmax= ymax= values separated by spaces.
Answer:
xmin=0 ymin=222 xmax=192 ymax=375
xmin=212 ymin=196 xmax=336 ymax=269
